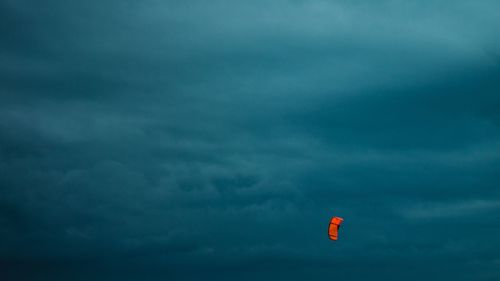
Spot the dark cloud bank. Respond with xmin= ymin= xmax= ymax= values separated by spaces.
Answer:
xmin=1 ymin=1 xmax=500 ymax=280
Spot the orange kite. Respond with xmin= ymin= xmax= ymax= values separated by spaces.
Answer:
xmin=328 ymin=216 xmax=344 ymax=241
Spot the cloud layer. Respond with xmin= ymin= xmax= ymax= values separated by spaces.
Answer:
xmin=1 ymin=1 xmax=500 ymax=280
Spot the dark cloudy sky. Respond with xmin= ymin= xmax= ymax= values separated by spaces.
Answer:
xmin=1 ymin=1 xmax=500 ymax=280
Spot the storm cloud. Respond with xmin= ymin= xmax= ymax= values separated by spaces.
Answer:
xmin=1 ymin=1 xmax=500 ymax=280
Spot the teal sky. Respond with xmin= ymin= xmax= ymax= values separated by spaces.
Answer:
xmin=1 ymin=1 xmax=500 ymax=280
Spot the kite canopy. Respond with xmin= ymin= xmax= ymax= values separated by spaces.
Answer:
xmin=328 ymin=216 xmax=344 ymax=241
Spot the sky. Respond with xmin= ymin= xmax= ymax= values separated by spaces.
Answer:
xmin=1 ymin=1 xmax=500 ymax=280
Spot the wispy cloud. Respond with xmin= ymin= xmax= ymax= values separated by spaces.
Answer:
xmin=401 ymin=199 xmax=500 ymax=219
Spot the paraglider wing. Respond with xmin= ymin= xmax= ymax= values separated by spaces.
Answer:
xmin=328 ymin=216 xmax=344 ymax=241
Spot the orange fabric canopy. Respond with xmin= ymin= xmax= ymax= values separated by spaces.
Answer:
xmin=328 ymin=216 xmax=344 ymax=241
